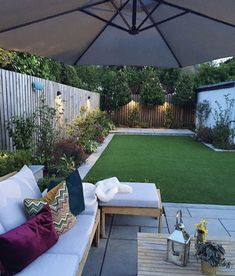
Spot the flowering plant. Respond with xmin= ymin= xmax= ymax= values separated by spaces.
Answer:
xmin=195 ymin=219 xmax=208 ymax=245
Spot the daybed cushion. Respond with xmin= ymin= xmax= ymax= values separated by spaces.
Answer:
xmin=47 ymin=214 xmax=95 ymax=260
xmin=81 ymin=182 xmax=98 ymax=215
xmin=81 ymin=201 xmax=98 ymax=216
xmin=0 ymin=165 xmax=42 ymax=231
xmin=99 ymin=182 xmax=160 ymax=208
xmin=16 ymin=253 xmax=79 ymax=276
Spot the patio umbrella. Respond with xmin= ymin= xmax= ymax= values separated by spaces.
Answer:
xmin=1 ymin=0 xmax=235 ymax=68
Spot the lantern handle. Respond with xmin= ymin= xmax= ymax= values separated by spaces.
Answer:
xmin=176 ymin=210 xmax=183 ymax=225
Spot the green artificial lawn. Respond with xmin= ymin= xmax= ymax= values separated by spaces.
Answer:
xmin=84 ymin=135 xmax=235 ymax=205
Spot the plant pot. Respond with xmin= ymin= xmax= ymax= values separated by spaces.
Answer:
xmin=201 ymin=261 xmax=217 ymax=276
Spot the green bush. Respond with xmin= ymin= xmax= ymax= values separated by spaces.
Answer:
xmin=164 ymin=107 xmax=174 ymax=128
xmin=173 ymin=74 xmax=195 ymax=106
xmin=0 ymin=150 xmax=32 ymax=177
xmin=67 ymin=109 xmax=114 ymax=153
xmin=61 ymin=64 xmax=82 ymax=88
xmin=7 ymin=115 xmax=35 ymax=150
xmin=140 ymin=75 xmax=165 ymax=106
xmin=128 ymin=106 xmax=139 ymax=127
xmin=212 ymin=123 xmax=231 ymax=149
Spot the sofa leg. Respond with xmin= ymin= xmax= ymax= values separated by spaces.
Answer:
xmin=101 ymin=210 xmax=105 ymax=238
xmin=158 ymin=215 xmax=162 ymax=233
xmin=94 ymin=221 xmax=100 ymax=247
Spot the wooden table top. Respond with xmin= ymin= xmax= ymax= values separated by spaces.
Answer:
xmin=137 ymin=233 xmax=235 ymax=276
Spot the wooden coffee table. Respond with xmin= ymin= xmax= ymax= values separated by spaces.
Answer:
xmin=137 ymin=233 xmax=235 ymax=275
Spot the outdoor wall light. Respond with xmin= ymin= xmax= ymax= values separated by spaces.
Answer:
xmin=87 ymin=96 xmax=91 ymax=100
xmin=57 ymin=91 xmax=62 ymax=96
xmin=32 ymin=81 xmax=43 ymax=92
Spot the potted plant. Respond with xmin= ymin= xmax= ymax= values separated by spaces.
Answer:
xmin=195 ymin=219 xmax=208 ymax=245
xmin=195 ymin=241 xmax=231 ymax=276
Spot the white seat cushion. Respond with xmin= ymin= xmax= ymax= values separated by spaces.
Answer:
xmin=16 ymin=253 xmax=79 ymax=276
xmin=47 ymin=215 xmax=95 ymax=260
xmin=81 ymin=201 xmax=98 ymax=216
xmin=99 ymin=182 xmax=160 ymax=208
xmin=0 ymin=165 xmax=42 ymax=231
xmin=0 ymin=222 xmax=5 ymax=234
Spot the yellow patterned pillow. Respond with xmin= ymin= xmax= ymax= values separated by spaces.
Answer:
xmin=24 ymin=182 xmax=77 ymax=235
xmin=43 ymin=182 xmax=63 ymax=203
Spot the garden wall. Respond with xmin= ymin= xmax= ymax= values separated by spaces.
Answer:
xmin=0 ymin=69 xmax=100 ymax=150
xmin=196 ymin=81 xmax=235 ymax=143
xmin=108 ymin=94 xmax=195 ymax=128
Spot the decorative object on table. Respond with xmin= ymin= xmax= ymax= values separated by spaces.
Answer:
xmin=167 ymin=210 xmax=191 ymax=267
xmin=195 ymin=241 xmax=231 ymax=276
xmin=195 ymin=219 xmax=208 ymax=246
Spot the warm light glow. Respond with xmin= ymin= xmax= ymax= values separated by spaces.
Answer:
xmin=128 ymin=100 xmax=136 ymax=108
xmin=87 ymin=98 xmax=91 ymax=111
xmin=164 ymin=102 xmax=169 ymax=109
xmin=55 ymin=95 xmax=64 ymax=126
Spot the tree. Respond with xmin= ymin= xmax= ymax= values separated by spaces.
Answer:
xmin=101 ymin=70 xmax=131 ymax=110
xmin=140 ymin=73 xmax=165 ymax=106
xmin=159 ymin=68 xmax=180 ymax=93
xmin=61 ymin=64 xmax=82 ymax=88
xmin=173 ymin=74 xmax=195 ymax=106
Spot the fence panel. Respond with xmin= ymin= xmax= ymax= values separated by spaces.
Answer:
xmin=107 ymin=94 xmax=195 ymax=128
xmin=0 ymin=69 xmax=100 ymax=150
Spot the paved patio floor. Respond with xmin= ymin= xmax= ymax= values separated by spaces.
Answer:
xmin=83 ymin=202 xmax=235 ymax=276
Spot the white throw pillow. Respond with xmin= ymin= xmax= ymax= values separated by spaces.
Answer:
xmin=0 ymin=165 xmax=42 ymax=231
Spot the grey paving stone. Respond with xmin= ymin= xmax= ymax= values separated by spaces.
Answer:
xmin=141 ymin=226 xmax=169 ymax=234
xmin=110 ymin=225 xmax=139 ymax=240
xmin=188 ymin=208 xmax=235 ymax=219
xmin=167 ymin=217 xmax=229 ymax=237
xmin=229 ymin=232 xmax=235 ymax=239
xmin=164 ymin=206 xmax=191 ymax=217
xmin=101 ymin=239 xmax=137 ymax=276
xmin=82 ymin=239 xmax=107 ymax=276
xmin=220 ymin=220 xmax=235 ymax=232
xmin=113 ymin=214 xmax=167 ymax=228
xmin=164 ymin=202 xmax=235 ymax=210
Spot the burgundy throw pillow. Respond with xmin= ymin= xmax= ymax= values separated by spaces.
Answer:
xmin=0 ymin=205 xmax=59 ymax=275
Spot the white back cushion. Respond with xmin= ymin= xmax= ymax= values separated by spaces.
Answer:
xmin=0 ymin=165 xmax=42 ymax=231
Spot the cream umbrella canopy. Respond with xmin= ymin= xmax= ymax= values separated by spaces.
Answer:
xmin=1 ymin=0 xmax=235 ymax=67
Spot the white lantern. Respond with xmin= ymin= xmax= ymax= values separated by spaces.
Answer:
xmin=167 ymin=210 xmax=191 ymax=266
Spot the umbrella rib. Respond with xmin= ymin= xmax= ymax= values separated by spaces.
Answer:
xmin=0 ymin=1 xmax=113 ymax=34
xmin=139 ymin=0 xmax=182 ymax=67
xmin=73 ymin=0 xmax=130 ymax=65
xmin=110 ymin=0 xmax=131 ymax=30
xmin=139 ymin=11 xmax=188 ymax=32
xmin=162 ymin=0 xmax=235 ymax=29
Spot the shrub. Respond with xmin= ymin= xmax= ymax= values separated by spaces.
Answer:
xmin=128 ymin=106 xmax=139 ymax=127
xmin=61 ymin=64 xmax=82 ymax=88
xmin=67 ymin=109 xmax=114 ymax=150
xmin=101 ymin=70 xmax=131 ymax=110
xmin=0 ymin=150 xmax=32 ymax=177
xmin=7 ymin=115 xmax=35 ymax=150
xmin=173 ymin=74 xmax=195 ymax=106
xmin=82 ymin=140 xmax=99 ymax=154
xmin=212 ymin=124 xmax=231 ymax=149
xmin=140 ymin=75 xmax=165 ymax=106
xmin=196 ymin=100 xmax=211 ymax=128
xmin=164 ymin=107 xmax=174 ymax=128
xmin=52 ymin=138 xmax=85 ymax=167
xmin=196 ymin=127 xmax=213 ymax=143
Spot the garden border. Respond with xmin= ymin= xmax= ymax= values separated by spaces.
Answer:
xmin=203 ymin=143 xmax=235 ymax=152
xmin=78 ymin=134 xmax=114 ymax=179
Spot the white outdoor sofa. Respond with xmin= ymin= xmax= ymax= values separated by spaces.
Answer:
xmin=0 ymin=169 xmax=100 ymax=276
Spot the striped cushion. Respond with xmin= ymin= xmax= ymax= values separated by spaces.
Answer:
xmin=24 ymin=182 xmax=76 ymax=235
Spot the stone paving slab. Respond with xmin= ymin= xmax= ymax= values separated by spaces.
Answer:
xmin=164 ymin=202 xmax=235 ymax=210
xmin=82 ymin=239 xmax=107 ymax=276
xmin=111 ymin=127 xmax=194 ymax=136
xmin=220 ymin=219 xmax=235 ymax=232
xmin=167 ymin=216 xmax=229 ymax=237
xmin=164 ymin=206 xmax=191 ymax=217
xmin=141 ymin=226 xmax=169 ymax=234
xmin=101 ymin=239 xmax=137 ymax=276
xmin=188 ymin=208 xmax=235 ymax=219
xmin=110 ymin=225 xmax=139 ymax=240
xmin=113 ymin=214 xmax=167 ymax=228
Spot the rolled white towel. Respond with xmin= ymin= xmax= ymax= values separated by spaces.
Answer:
xmin=95 ymin=177 xmax=133 ymax=202
xmin=82 ymin=182 xmax=97 ymax=206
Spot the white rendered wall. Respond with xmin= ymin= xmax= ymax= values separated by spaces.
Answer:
xmin=197 ymin=87 xmax=235 ymax=143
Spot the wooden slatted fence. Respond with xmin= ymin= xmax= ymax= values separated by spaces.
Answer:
xmin=0 ymin=69 xmax=100 ymax=150
xmin=107 ymin=94 xmax=195 ymax=128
